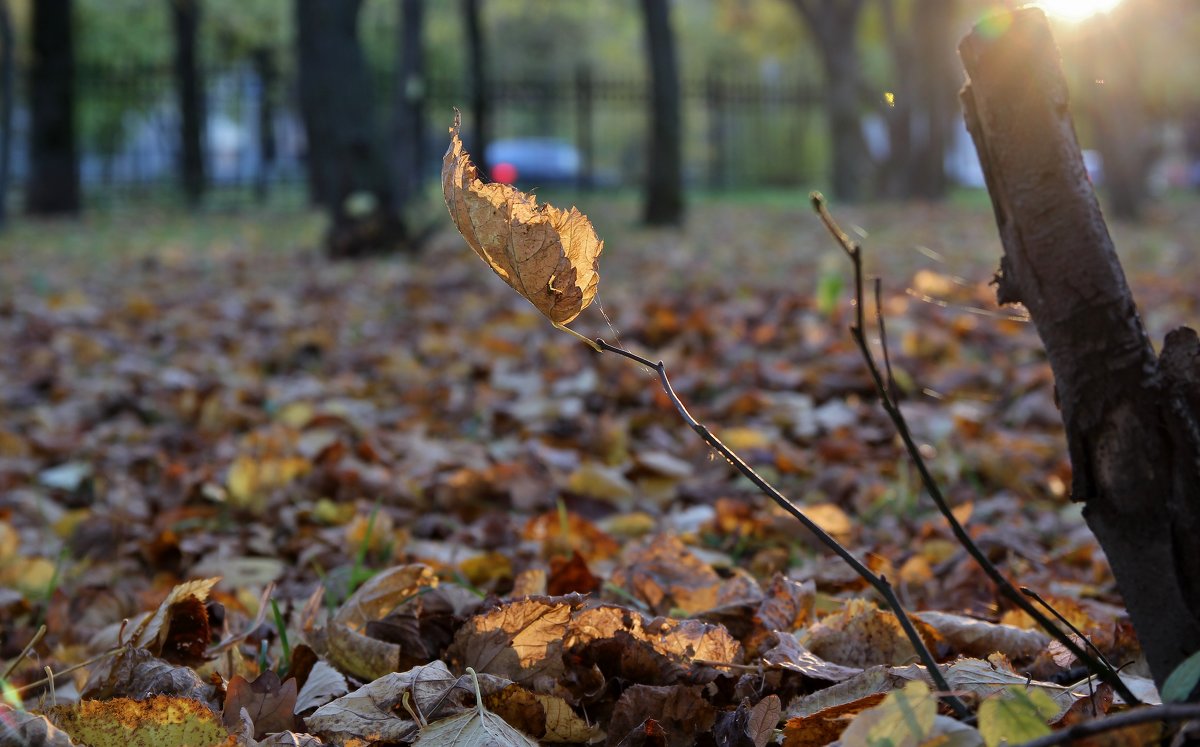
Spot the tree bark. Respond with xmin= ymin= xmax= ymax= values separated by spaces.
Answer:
xmin=295 ymin=0 xmax=407 ymax=257
xmin=960 ymin=8 xmax=1200 ymax=695
xmin=251 ymin=46 xmax=276 ymax=203
xmin=461 ymin=0 xmax=488 ymax=177
xmin=639 ymin=0 xmax=684 ymax=226
xmin=0 ymin=0 xmax=13 ymax=228
xmin=27 ymin=0 xmax=80 ymax=216
xmin=791 ymin=0 xmax=868 ymax=203
xmin=393 ymin=0 xmax=425 ymax=212
xmin=170 ymin=0 xmax=205 ymax=206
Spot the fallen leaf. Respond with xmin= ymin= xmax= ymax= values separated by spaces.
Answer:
xmin=447 ymin=594 xmax=583 ymax=688
xmin=308 ymin=563 xmax=438 ymax=681
xmin=415 ymin=668 xmax=538 ymax=747
xmin=607 ymin=684 xmax=716 ymax=747
xmin=442 ymin=111 xmax=603 ymax=339
xmin=221 ymin=670 xmax=298 ymax=738
xmin=977 ymin=685 xmax=1058 ymax=747
xmin=485 ymin=684 xmax=601 ymax=743
xmin=837 ymin=680 xmax=937 ymax=747
xmin=44 ymin=695 xmax=235 ymax=747
xmin=916 ymin=610 xmax=1049 ymax=661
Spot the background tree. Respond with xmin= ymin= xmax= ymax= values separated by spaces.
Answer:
xmin=640 ymin=0 xmax=684 ymax=226
xmin=877 ymin=0 xmax=959 ymax=199
xmin=0 ymin=0 xmax=13 ymax=229
xmin=393 ymin=0 xmax=425 ymax=211
xmin=789 ymin=0 xmax=868 ymax=203
xmin=170 ymin=0 xmax=205 ymax=206
xmin=295 ymin=0 xmax=407 ymax=257
xmin=27 ymin=0 xmax=80 ymax=215
xmin=460 ymin=0 xmax=488 ymax=177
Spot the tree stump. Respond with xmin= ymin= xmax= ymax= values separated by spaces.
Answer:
xmin=960 ymin=8 xmax=1200 ymax=694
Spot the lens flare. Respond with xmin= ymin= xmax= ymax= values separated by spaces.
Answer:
xmin=1031 ymin=0 xmax=1125 ymax=22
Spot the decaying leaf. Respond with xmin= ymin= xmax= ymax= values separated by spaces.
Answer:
xmin=566 ymin=604 xmax=743 ymax=686
xmin=0 ymin=705 xmax=76 ymax=747
xmin=761 ymin=631 xmax=863 ymax=683
xmin=221 ymin=671 xmax=298 ymax=738
xmin=81 ymin=647 xmax=214 ymax=704
xmin=484 ymin=684 xmax=602 ymax=743
xmin=916 ymin=610 xmax=1049 ymax=661
xmin=306 ymin=564 xmax=438 ymax=681
xmin=800 ymin=597 xmax=936 ymax=668
xmin=609 ymin=534 xmax=726 ymax=616
xmin=294 ymin=660 xmax=349 ymax=714
xmin=442 ymin=110 xmax=603 ymax=345
xmin=608 ymin=684 xmax=717 ymax=747
xmin=415 ymin=668 xmax=539 ymax=747
xmin=447 ymin=594 xmax=584 ymax=688
xmin=90 ymin=577 xmax=218 ymax=666
xmin=44 ymin=695 xmax=235 ymax=747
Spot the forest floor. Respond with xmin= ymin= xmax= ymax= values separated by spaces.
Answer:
xmin=2 ymin=192 xmax=1199 ymax=745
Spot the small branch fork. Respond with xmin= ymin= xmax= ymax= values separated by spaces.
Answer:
xmin=593 ymin=338 xmax=970 ymax=718
xmin=809 ymin=192 xmax=1139 ymax=706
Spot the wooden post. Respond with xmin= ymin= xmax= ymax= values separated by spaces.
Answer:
xmin=959 ymin=7 xmax=1200 ymax=694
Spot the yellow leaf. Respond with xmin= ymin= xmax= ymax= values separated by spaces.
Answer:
xmin=44 ymin=695 xmax=235 ymax=747
xmin=442 ymin=110 xmax=603 ymax=339
xmin=838 ymin=680 xmax=937 ymax=747
xmin=978 ymin=686 xmax=1058 ymax=747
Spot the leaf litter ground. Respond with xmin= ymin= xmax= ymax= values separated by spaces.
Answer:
xmin=1 ymin=196 xmax=1197 ymax=744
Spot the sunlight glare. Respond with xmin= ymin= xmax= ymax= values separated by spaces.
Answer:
xmin=1031 ymin=0 xmax=1125 ymax=22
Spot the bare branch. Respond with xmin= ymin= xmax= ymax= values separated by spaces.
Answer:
xmin=594 ymin=337 xmax=969 ymax=718
xmin=810 ymin=191 xmax=1140 ymax=706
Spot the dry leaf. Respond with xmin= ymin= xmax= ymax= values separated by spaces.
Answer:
xmin=447 ymin=594 xmax=583 ymax=688
xmin=221 ymin=671 xmax=298 ymax=738
xmin=307 ymin=563 xmax=438 ymax=681
xmin=917 ymin=610 xmax=1049 ymax=660
xmin=442 ymin=110 xmax=603 ymax=344
xmin=415 ymin=668 xmax=539 ymax=747
xmin=44 ymin=695 xmax=236 ymax=747
xmin=837 ymin=680 xmax=937 ymax=747
xmin=485 ymin=684 xmax=601 ymax=743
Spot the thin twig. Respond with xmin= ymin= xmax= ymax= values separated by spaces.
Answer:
xmin=873 ymin=278 xmax=899 ymax=403
xmin=14 ymin=646 xmax=124 ymax=695
xmin=810 ymin=192 xmax=1140 ymax=706
xmin=1013 ymin=704 xmax=1200 ymax=747
xmin=1 ymin=625 xmax=45 ymax=681
xmin=594 ymin=337 xmax=970 ymax=718
xmin=1021 ymin=586 xmax=1115 ymax=672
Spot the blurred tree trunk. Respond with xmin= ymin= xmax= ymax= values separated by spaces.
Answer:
xmin=877 ymin=0 xmax=957 ymax=200
xmin=251 ymin=46 xmax=276 ymax=203
xmin=1078 ymin=16 xmax=1149 ymax=222
xmin=27 ymin=0 xmax=80 ymax=216
xmin=790 ymin=0 xmax=868 ymax=203
xmin=461 ymin=0 xmax=489 ymax=176
xmin=909 ymin=0 xmax=957 ymax=199
xmin=295 ymin=0 xmax=408 ymax=258
xmin=0 ymin=0 xmax=13 ymax=228
xmin=961 ymin=8 xmax=1200 ymax=696
xmin=393 ymin=0 xmax=425 ymax=211
xmin=877 ymin=0 xmax=913 ymax=199
xmin=170 ymin=0 xmax=205 ymax=206
xmin=639 ymin=0 xmax=683 ymax=226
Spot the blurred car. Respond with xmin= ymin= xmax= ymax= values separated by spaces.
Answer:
xmin=485 ymin=138 xmax=581 ymax=186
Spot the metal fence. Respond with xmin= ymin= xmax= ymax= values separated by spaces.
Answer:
xmin=7 ymin=63 xmax=826 ymax=209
